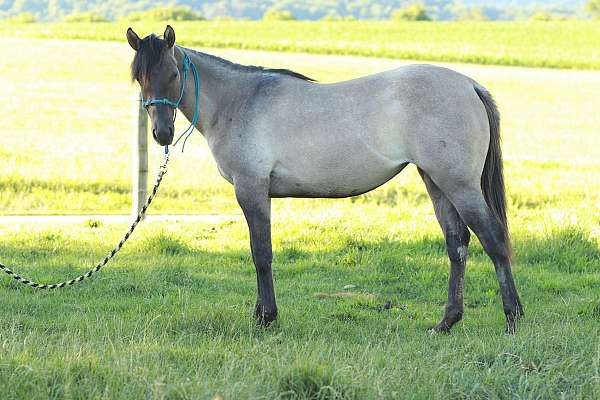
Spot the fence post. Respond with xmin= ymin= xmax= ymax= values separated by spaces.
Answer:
xmin=132 ymin=92 xmax=148 ymax=217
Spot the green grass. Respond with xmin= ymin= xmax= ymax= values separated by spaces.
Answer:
xmin=0 ymin=205 xmax=598 ymax=398
xmin=0 ymin=38 xmax=598 ymax=398
xmin=2 ymin=20 xmax=600 ymax=70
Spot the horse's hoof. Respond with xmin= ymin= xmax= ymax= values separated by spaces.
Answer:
xmin=255 ymin=313 xmax=277 ymax=327
xmin=429 ymin=310 xmax=462 ymax=335
xmin=428 ymin=323 xmax=451 ymax=335
xmin=254 ymin=305 xmax=277 ymax=327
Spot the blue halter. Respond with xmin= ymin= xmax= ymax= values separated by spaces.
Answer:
xmin=142 ymin=52 xmax=200 ymax=152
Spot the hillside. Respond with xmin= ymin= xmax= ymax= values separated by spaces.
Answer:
xmin=0 ymin=0 xmax=588 ymax=21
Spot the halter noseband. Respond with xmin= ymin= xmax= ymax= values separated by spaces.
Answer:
xmin=142 ymin=52 xmax=201 ymax=151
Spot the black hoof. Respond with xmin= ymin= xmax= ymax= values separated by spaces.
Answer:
xmin=430 ymin=309 xmax=463 ymax=334
xmin=254 ymin=304 xmax=277 ymax=327
xmin=429 ymin=325 xmax=451 ymax=335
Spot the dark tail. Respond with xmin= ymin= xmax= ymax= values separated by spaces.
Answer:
xmin=473 ymin=84 xmax=513 ymax=261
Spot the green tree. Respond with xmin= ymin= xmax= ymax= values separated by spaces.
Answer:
xmin=122 ymin=6 xmax=204 ymax=22
xmin=529 ymin=11 xmax=553 ymax=21
xmin=2 ymin=12 xmax=36 ymax=24
xmin=586 ymin=0 xmax=600 ymax=18
xmin=263 ymin=8 xmax=296 ymax=21
xmin=63 ymin=12 xmax=109 ymax=23
xmin=529 ymin=11 xmax=567 ymax=21
xmin=457 ymin=7 xmax=489 ymax=21
xmin=391 ymin=5 xmax=431 ymax=21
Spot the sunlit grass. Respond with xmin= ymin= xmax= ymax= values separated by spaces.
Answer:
xmin=1 ymin=21 xmax=600 ymax=70
xmin=0 ymin=207 xmax=598 ymax=398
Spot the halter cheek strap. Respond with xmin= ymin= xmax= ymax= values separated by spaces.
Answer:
xmin=141 ymin=52 xmax=201 ymax=152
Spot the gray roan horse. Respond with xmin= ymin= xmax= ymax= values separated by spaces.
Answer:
xmin=126 ymin=26 xmax=523 ymax=334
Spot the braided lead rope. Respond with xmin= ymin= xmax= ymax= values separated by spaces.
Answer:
xmin=0 ymin=151 xmax=170 ymax=290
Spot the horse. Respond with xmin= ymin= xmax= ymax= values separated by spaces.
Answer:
xmin=126 ymin=25 xmax=523 ymax=334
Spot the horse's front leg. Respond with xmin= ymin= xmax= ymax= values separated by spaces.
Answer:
xmin=234 ymin=175 xmax=277 ymax=326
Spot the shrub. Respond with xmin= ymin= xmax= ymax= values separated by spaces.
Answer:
xmin=1 ymin=12 xmax=36 ymax=24
xmin=391 ymin=5 xmax=431 ymax=21
xmin=263 ymin=9 xmax=296 ymax=21
xmin=456 ymin=7 xmax=489 ymax=21
xmin=529 ymin=11 xmax=567 ymax=21
xmin=586 ymin=0 xmax=600 ymax=18
xmin=529 ymin=11 xmax=554 ymax=21
xmin=122 ymin=6 xmax=204 ymax=22
xmin=63 ymin=12 xmax=109 ymax=23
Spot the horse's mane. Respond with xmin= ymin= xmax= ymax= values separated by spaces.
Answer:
xmin=131 ymin=34 xmax=315 ymax=84
xmin=131 ymin=34 xmax=168 ymax=84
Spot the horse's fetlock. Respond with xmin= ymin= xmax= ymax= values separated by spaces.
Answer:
xmin=445 ymin=307 xmax=463 ymax=323
xmin=255 ymin=304 xmax=278 ymax=326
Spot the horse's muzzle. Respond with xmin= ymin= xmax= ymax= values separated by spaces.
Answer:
xmin=152 ymin=125 xmax=174 ymax=146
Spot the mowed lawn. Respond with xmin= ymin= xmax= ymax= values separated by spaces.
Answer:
xmin=0 ymin=39 xmax=598 ymax=398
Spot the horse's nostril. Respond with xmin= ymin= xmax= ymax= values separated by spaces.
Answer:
xmin=152 ymin=128 xmax=158 ymax=139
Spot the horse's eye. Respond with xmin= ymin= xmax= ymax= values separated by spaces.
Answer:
xmin=170 ymin=73 xmax=178 ymax=81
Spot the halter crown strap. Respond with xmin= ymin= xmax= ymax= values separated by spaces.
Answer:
xmin=141 ymin=52 xmax=200 ymax=152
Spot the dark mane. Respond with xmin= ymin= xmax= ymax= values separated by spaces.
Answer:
xmin=131 ymin=35 xmax=315 ymax=83
xmin=181 ymin=46 xmax=316 ymax=82
xmin=131 ymin=34 xmax=168 ymax=84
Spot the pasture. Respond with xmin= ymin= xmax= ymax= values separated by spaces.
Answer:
xmin=0 ymin=36 xmax=598 ymax=398
xmin=1 ymin=21 xmax=600 ymax=70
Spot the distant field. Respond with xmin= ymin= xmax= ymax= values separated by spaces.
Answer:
xmin=1 ymin=21 xmax=600 ymax=69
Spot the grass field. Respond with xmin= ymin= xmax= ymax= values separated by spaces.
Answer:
xmin=0 ymin=37 xmax=598 ymax=398
xmin=0 ymin=205 xmax=598 ymax=398
xmin=2 ymin=20 xmax=600 ymax=70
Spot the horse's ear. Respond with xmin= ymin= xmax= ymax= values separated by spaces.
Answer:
xmin=126 ymin=27 xmax=140 ymax=51
xmin=164 ymin=25 xmax=176 ymax=49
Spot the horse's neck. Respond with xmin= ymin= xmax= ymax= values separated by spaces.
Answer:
xmin=174 ymin=46 xmax=250 ymax=138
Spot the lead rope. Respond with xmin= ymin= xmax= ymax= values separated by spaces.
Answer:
xmin=0 ymin=148 xmax=170 ymax=289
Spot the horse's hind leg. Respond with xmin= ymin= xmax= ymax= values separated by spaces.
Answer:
xmin=438 ymin=183 xmax=523 ymax=334
xmin=419 ymin=169 xmax=470 ymax=333
xmin=234 ymin=175 xmax=278 ymax=326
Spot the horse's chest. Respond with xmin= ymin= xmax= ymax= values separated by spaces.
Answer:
xmin=206 ymin=136 xmax=236 ymax=185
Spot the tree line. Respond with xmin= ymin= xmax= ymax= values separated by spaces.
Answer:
xmin=1 ymin=1 xmax=598 ymax=23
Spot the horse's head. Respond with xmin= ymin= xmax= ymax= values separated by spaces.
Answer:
xmin=127 ymin=25 xmax=180 ymax=146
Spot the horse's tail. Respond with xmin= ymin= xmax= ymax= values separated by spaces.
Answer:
xmin=473 ymin=84 xmax=513 ymax=261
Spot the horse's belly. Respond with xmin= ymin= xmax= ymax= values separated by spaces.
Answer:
xmin=269 ymin=150 xmax=409 ymax=198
